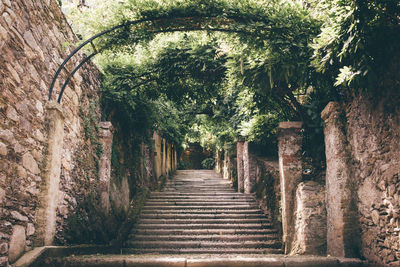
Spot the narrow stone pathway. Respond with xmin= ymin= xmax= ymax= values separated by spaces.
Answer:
xmin=124 ymin=170 xmax=282 ymax=254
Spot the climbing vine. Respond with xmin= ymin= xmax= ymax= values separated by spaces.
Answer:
xmin=61 ymin=0 xmax=399 ymax=164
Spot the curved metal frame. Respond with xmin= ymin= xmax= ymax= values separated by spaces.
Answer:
xmin=48 ymin=19 xmax=149 ymax=103
xmin=49 ymin=16 xmax=247 ymax=103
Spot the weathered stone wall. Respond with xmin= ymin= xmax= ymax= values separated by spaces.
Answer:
xmin=0 ymin=0 xmax=101 ymax=264
xmin=254 ymin=158 xmax=282 ymax=238
xmin=345 ymin=94 xmax=400 ymax=265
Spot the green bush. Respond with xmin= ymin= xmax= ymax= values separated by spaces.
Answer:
xmin=178 ymin=161 xmax=190 ymax=170
xmin=201 ymin=158 xmax=215 ymax=170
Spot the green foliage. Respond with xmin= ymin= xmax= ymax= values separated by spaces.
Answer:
xmin=64 ymin=0 xmax=398 ymax=180
xmin=311 ymin=0 xmax=400 ymax=93
xmin=201 ymin=157 xmax=215 ymax=170
xmin=63 ymin=192 xmax=120 ymax=245
xmin=178 ymin=161 xmax=189 ymax=170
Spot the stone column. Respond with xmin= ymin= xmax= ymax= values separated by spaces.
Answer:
xmin=174 ymin=149 xmax=178 ymax=171
xmin=153 ymin=132 xmax=162 ymax=180
xmin=161 ymin=139 xmax=166 ymax=176
xmin=278 ymin=121 xmax=303 ymax=254
xmin=236 ymin=141 xmax=244 ymax=193
xmin=98 ymin=121 xmax=113 ymax=214
xmin=34 ymin=102 xmax=65 ymax=246
xmin=215 ymin=149 xmax=223 ymax=174
xmin=223 ymin=150 xmax=230 ymax=180
xmin=321 ymin=102 xmax=358 ymax=257
xmin=243 ymin=141 xmax=257 ymax=194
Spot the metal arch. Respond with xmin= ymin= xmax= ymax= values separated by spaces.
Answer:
xmin=48 ymin=18 xmax=150 ymax=102
xmin=57 ymin=52 xmax=97 ymax=103
xmin=48 ymin=16 xmax=249 ymax=103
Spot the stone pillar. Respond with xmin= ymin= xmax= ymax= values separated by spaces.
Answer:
xmin=34 ymin=102 xmax=65 ymax=246
xmin=153 ymin=132 xmax=162 ymax=180
xmin=236 ymin=141 xmax=244 ymax=193
xmin=278 ymin=121 xmax=303 ymax=254
xmin=321 ymin=102 xmax=358 ymax=257
xmin=161 ymin=139 xmax=166 ymax=176
xmin=215 ymin=149 xmax=223 ymax=174
xmin=243 ymin=141 xmax=257 ymax=194
xmin=223 ymin=150 xmax=230 ymax=180
xmin=98 ymin=121 xmax=113 ymax=214
xmin=166 ymin=143 xmax=171 ymax=175
xmin=174 ymin=149 xmax=178 ymax=171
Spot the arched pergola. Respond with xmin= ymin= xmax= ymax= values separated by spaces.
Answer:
xmin=48 ymin=2 xmax=318 ymax=103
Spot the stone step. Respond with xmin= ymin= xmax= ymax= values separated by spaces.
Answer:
xmin=130 ymin=228 xmax=278 ymax=235
xmin=125 ymin=170 xmax=282 ymax=255
xmin=129 ymin=234 xmax=279 ymax=242
xmin=165 ymin=183 xmax=231 ymax=186
xmin=141 ymin=205 xmax=259 ymax=210
xmin=139 ymin=213 xmax=265 ymax=219
xmin=42 ymin=254 xmax=365 ymax=266
xmin=140 ymin=209 xmax=263 ymax=214
xmin=137 ymin=218 xmax=270 ymax=224
xmin=148 ymin=196 xmax=255 ymax=200
xmin=163 ymin=191 xmax=236 ymax=194
xmin=134 ymin=223 xmax=273 ymax=230
xmin=121 ymin=248 xmax=283 ymax=254
xmin=150 ymin=192 xmax=254 ymax=196
xmin=143 ymin=201 xmax=256 ymax=206
xmin=125 ymin=240 xmax=281 ymax=249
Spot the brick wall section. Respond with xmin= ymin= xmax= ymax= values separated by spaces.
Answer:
xmin=254 ymin=158 xmax=282 ymax=238
xmin=0 ymin=0 xmax=100 ymax=264
xmin=345 ymin=95 xmax=400 ymax=265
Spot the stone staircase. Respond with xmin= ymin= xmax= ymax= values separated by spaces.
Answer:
xmin=124 ymin=170 xmax=283 ymax=254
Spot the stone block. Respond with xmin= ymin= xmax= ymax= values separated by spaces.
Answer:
xmin=11 ymin=211 xmax=29 ymax=222
xmin=0 ymin=142 xmax=7 ymax=156
xmin=0 ymin=242 xmax=8 ymax=254
xmin=26 ymin=223 xmax=35 ymax=236
xmin=6 ymin=106 xmax=19 ymax=122
xmin=8 ymin=225 xmax=26 ymax=263
xmin=0 ymin=129 xmax=15 ymax=144
xmin=22 ymin=153 xmax=40 ymax=175
xmin=0 ymin=188 xmax=5 ymax=204
xmin=292 ymin=181 xmax=327 ymax=255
